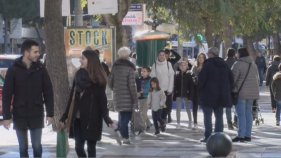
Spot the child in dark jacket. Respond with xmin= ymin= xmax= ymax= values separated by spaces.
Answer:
xmin=173 ymin=61 xmax=194 ymax=128
xmin=136 ymin=67 xmax=152 ymax=130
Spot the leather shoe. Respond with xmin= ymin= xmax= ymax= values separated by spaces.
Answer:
xmin=232 ymin=137 xmax=245 ymax=142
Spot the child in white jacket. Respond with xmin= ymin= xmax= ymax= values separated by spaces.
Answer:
xmin=147 ymin=77 xmax=167 ymax=135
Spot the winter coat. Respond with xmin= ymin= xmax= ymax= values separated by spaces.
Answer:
xmin=198 ymin=57 xmax=233 ymax=107
xmin=173 ymin=70 xmax=194 ymax=100
xmin=255 ymin=56 xmax=267 ymax=71
xmin=2 ymin=57 xmax=54 ymax=130
xmin=232 ymin=56 xmax=259 ymax=100
xmin=60 ymin=69 xmax=112 ymax=140
xmin=266 ymin=61 xmax=280 ymax=86
xmin=272 ymin=72 xmax=281 ymax=101
xmin=136 ymin=76 xmax=151 ymax=99
xmin=108 ymin=59 xmax=137 ymax=112
xmin=225 ymin=57 xmax=237 ymax=69
xmin=147 ymin=90 xmax=166 ymax=111
xmin=150 ymin=60 xmax=174 ymax=93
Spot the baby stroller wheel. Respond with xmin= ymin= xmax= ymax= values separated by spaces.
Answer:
xmin=255 ymin=120 xmax=259 ymax=126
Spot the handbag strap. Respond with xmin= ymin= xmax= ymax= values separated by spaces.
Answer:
xmin=237 ymin=63 xmax=251 ymax=93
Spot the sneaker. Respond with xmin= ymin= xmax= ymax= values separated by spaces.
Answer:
xmin=200 ymin=138 xmax=207 ymax=143
xmin=154 ymin=131 xmax=160 ymax=135
xmin=232 ymin=137 xmax=245 ymax=142
xmin=114 ymin=130 xmax=122 ymax=145
xmin=244 ymin=137 xmax=251 ymax=142
xmin=122 ymin=138 xmax=130 ymax=144
xmin=192 ymin=123 xmax=198 ymax=130
xmin=176 ymin=123 xmax=181 ymax=129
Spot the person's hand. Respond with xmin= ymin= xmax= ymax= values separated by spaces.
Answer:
xmin=3 ymin=119 xmax=12 ymax=130
xmin=109 ymin=121 xmax=118 ymax=130
xmin=46 ymin=117 xmax=54 ymax=126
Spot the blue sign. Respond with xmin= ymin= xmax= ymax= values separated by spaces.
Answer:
xmin=129 ymin=4 xmax=142 ymax=11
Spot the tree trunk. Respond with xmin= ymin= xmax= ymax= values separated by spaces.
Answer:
xmin=74 ymin=0 xmax=83 ymax=27
xmin=244 ymin=36 xmax=256 ymax=58
xmin=273 ymin=33 xmax=281 ymax=55
xmin=223 ymin=21 xmax=233 ymax=57
xmin=45 ymin=0 xmax=69 ymax=130
xmin=103 ymin=0 xmax=131 ymax=50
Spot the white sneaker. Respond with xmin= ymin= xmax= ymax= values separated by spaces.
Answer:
xmin=122 ymin=138 xmax=131 ymax=144
xmin=176 ymin=124 xmax=181 ymax=129
xmin=192 ymin=123 xmax=198 ymax=130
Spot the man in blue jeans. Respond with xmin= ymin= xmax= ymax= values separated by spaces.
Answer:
xmin=2 ymin=39 xmax=54 ymax=157
xmin=198 ymin=47 xmax=233 ymax=142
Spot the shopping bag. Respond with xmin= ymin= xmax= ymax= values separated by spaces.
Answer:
xmin=131 ymin=109 xmax=146 ymax=134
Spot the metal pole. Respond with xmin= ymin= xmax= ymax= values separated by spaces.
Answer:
xmin=74 ymin=0 xmax=83 ymax=27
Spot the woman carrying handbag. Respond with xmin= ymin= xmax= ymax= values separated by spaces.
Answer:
xmin=231 ymin=48 xmax=259 ymax=142
xmin=60 ymin=49 xmax=116 ymax=157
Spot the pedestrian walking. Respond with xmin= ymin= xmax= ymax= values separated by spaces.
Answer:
xmin=224 ymin=48 xmax=237 ymax=130
xmin=108 ymin=47 xmax=138 ymax=144
xmin=191 ymin=52 xmax=207 ymax=129
xmin=136 ymin=67 xmax=152 ymax=130
xmin=173 ymin=61 xmax=194 ymax=128
xmin=255 ymin=52 xmax=267 ymax=86
xmin=151 ymin=50 xmax=175 ymax=124
xmin=198 ymin=47 xmax=233 ymax=142
xmin=147 ymin=77 xmax=167 ymax=135
xmin=231 ymin=48 xmax=259 ymax=142
xmin=2 ymin=39 xmax=54 ymax=158
xmin=271 ymin=63 xmax=281 ymax=126
xmin=60 ymin=50 xmax=115 ymax=157
xmin=265 ymin=55 xmax=281 ymax=113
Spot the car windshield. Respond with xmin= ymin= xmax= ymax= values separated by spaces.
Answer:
xmin=0 ymin=59 xmax=16 ymax=68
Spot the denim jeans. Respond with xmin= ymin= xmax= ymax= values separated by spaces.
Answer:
xmin=152 ymin=109 xmax=164 ymax=132
xmin=235 ymin=99 xmax=253 ymax=138
xmin=176 ymin=97 xmax=192 ymax=124
xmin=202 ymin=106 xmax=224 ymax=139
xmin=225 ymin=107 xmax=232 ymax=125
xmin=258 ymin=68 xmax=264 ymax=86
xmin=16 ymin=128 xmax=42 ymax=158
xmin=276 ymin=101 xmax=281 ymax=123
xmin=74 ymin=119 xmax=97 ymax=157
xmin=118 ymin=111 xmax=132 ymax=139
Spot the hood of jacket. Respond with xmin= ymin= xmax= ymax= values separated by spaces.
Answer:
xmin=14 ymin=56 xmax=43 ymax=71
xmin=205 ymin=57 xmax=227 ymax=68
xmin=273 ymin=72 xmax=281 ymax=80
xmin=114 ymin=59 xmax=136 ymax=70
xmin=238 ymin=56 xmax=253 ymax=64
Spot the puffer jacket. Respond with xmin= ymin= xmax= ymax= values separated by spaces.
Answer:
xmin=108 ymin=59 xmax=137 ymax=112
xmin=232 ymin=56 xmax=259 ymax=100
xmin=272 ymin=72 xmax=281 ymax=101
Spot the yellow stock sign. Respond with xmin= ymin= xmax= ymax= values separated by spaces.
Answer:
xmin=64 ymin=28 xmax=114 ymax=65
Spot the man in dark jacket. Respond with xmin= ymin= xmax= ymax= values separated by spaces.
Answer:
xmin=266 ymin=55 xmax=281 ymax=112
xmin=198 ymin=47 xmax=233 ymax=142
xmin=255 ymin=52 xmax=267 ymax=86
xmin=224 ymin=48 xmax=237 ymax=130
xmin=2 ymin=39 xmax=54 ymax=157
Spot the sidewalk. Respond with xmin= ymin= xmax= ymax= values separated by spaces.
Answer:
xmin=1 ymin=85 xmax=281 ymax=158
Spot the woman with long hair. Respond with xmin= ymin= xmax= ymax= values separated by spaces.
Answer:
xmin=191 ymin=53 xmax=207 ymax=129
xmin=60 ymin=50 xmax=115 ymax=157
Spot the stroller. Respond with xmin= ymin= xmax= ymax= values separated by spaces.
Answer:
xmin=233 ymin=99 xmax=264 ymax=127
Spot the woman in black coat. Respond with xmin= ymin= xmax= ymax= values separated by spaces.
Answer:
xmin=60 ymin=50 xmax=115 ymax=158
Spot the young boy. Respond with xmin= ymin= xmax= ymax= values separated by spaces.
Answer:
xmin=136 ymin=67 xmax=152 ymax=130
